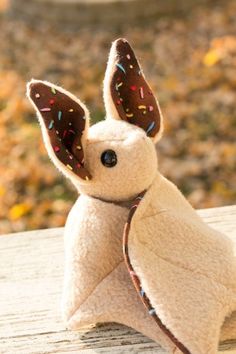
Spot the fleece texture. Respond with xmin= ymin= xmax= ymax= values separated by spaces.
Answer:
xmin=27 ymin=38 xmax=236 ymax=354
xmin=128 ymin=172 xmax=236 ymax=354
xmin=62 ymin=194 xmax=179 ymax=354
xmin=62 ymin=186 xmax=236 ymax=354
xmin=78 ymin=119 xmax=158 ymax=201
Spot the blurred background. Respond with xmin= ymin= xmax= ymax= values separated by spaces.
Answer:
xmin=0 ymin=0 xmax=235 ymax=234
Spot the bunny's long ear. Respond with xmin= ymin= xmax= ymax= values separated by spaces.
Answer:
xmin=103 ymin=38 xmax=163 ymax=142
xmin=27 ymin=80 xmax=91 ymax=182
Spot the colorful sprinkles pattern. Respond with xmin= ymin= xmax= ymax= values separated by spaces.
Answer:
xmin=29 ymin=82 xmax=91 ymax=181
xmin=110 ymin=39 xmax=161 ymax=138
xmin=123 ymin=192 xmax=190 ymax=354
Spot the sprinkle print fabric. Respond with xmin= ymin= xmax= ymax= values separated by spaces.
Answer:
xmin=110 ymin=39 xmax=161 ymax=138
xmin=28 ymin=81 xmax=91 ymax=181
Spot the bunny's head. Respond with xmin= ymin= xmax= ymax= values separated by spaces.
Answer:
xmin=27 ymin=39 xmax=163 ymax=202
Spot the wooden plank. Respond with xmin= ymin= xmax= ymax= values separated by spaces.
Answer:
xmin=0 ymin=205 xmax=236 ymax=353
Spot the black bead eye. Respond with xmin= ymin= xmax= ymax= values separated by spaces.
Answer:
xmin=101 ymin=150 xmax=117 ymax=168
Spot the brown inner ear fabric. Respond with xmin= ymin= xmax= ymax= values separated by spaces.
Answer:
xmin=29 ymin=82 xmax=91 ymax=181
xmin=110 ymin=39 xmax=161 ymax=138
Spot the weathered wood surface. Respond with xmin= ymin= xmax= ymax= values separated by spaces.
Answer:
xmin=0 ymin=205 xmax=236 ymax=353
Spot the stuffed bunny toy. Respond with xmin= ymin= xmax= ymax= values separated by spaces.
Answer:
xmin=27 ymin=38 xmax=236 ymax=354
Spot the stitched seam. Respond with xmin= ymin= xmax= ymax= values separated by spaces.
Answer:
xmin=140 ymin=239 xmax=236 ymax=296
xmin=68 ymin=259 xmax=124 ymax=320
xmin=135 ymin=211 xmax=236 ymax=293
xmin=139 ymin=209 xmax=168 ymax=220
xmin=86 ymin=138 xmax=126 ymax=145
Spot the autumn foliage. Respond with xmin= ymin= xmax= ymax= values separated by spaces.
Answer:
xmin=0 ymin=0 xmax=235 ymax=234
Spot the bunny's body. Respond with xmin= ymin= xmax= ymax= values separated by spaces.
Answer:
xmin=27 ymin=39 xmax=236 ymax=354
xmin=62 ymin=193 xmax=177 ymax=352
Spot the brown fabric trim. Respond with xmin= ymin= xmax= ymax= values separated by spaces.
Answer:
xmin=123 ymin=192 xmax=191 ymax=354
xmin=28 ymin=81 xmax=91 ymax=181
xmin=91 ymin=194 xmax=136 ymax=209
xmin=110 ymin=39 xmax=162 ymax=139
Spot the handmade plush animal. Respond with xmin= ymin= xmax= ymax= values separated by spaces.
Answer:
xmin=27 ymin=38 xmax=236 ymax=354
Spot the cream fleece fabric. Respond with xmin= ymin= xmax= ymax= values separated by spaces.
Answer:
xmin=27 ymin=81 xmax=236 ymax=353
xmin=62 ymin=194 xmax=179 ymax=354
xmin=129 ymin=172 xmax=236 ymax=354
xmin=62 ymin=183 xmax=236 ymax=354
xmin=27 ymin=38 xmax=236 ymax=354
xmin=77 ymin=120 xmax=157 ymax=201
